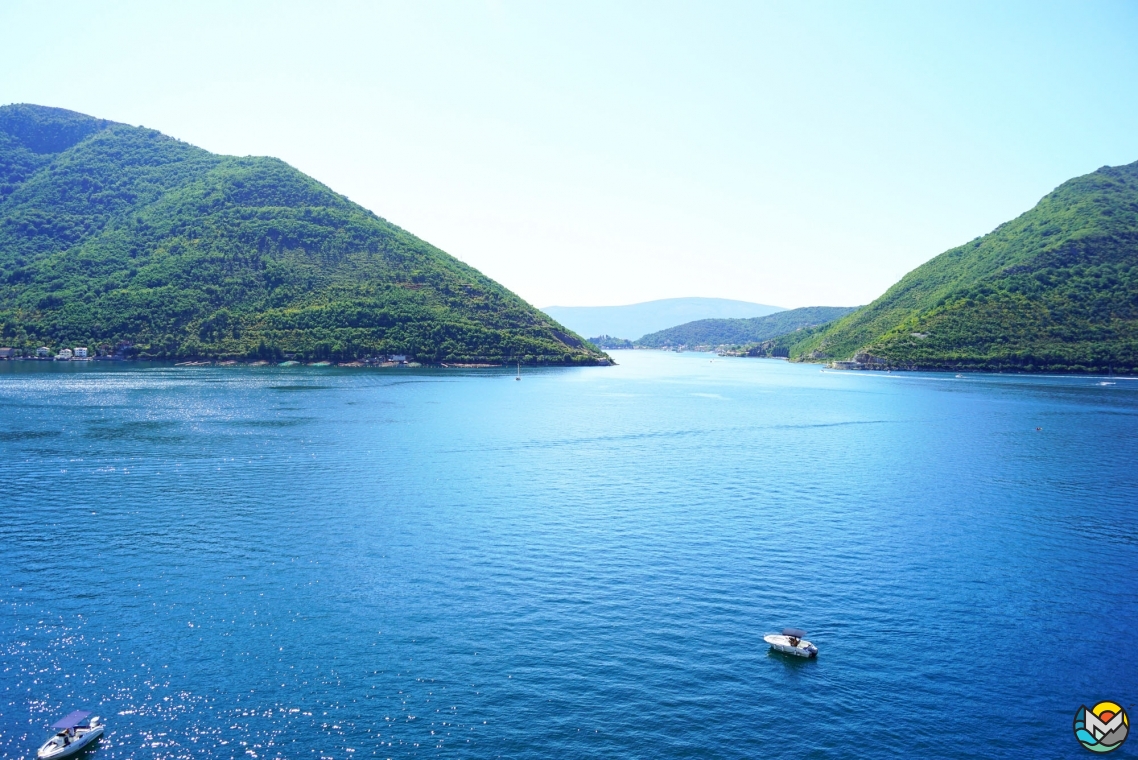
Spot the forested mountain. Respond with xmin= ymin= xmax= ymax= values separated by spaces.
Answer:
xmin=0 ymin=104 xmax=606 ymax=363
xmin=636 ymin=306 xmax=855 ymax=348
xmin=788 ymin=161 xmax=1138 ymax=372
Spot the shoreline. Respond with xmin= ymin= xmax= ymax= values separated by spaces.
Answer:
xmin=0 ymin=357 xmax=613 ymax=369
xmin=607 ymin=347 xmax=1134 ymax=376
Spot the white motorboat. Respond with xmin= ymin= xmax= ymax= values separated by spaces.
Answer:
xmin=764 ymin=628 xmax=818 ymax=658
xmin=37 ymin=711 xmax=103 ymax=759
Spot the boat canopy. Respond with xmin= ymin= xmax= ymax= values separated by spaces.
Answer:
xmin=782 ymin=628 xmax=807 ymax=638
xmin=51 ymin=711 xmax=91 ymax=729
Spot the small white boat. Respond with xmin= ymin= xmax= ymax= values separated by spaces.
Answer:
xmin=764 ymin=628 xmax=818 ymax=658
xmin=37 ymin=711 xmax=103 ymax=759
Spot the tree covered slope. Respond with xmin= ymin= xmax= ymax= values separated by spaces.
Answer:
xmin=790 ymin=161 xmax=1138 ymax=372
xmin=636 ymin=306 xmax=856 ymax=348
xmin=0 ymin=104 xmax=605 ymax=363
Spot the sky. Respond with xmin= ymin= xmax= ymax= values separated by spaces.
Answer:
xmin=2 ymin=1 xmax=1137 ymax=309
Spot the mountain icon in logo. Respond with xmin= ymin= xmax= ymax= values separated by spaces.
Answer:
xmin=1074 ymin=701 xmax=1129 ymax=753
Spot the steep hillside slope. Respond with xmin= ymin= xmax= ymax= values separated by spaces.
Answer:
xmin=0 ymin=104 xmax=605 ymax=364
xmin=791 ymin=161 xmax=1138 ymax=372
xmin=636 ymin=306 xmax=856 ymax=348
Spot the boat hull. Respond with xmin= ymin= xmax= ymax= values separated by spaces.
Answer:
xmin=37 ymin=726 xmax=103 ymax=759
xmin=764 ymin=634 xmax=817 ymax=657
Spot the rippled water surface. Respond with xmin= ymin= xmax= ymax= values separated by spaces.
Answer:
xmin=1 ymin=352 xmax=1136 ymax=759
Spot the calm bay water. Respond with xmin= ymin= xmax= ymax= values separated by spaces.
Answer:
xmin=1 ymin=351 xmax=1135 ymax=759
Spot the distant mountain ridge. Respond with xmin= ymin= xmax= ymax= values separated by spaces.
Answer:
xmin=0 ymin=104 xmax=606 ymax=364
xmin=786 ymin=160 xmax=1138 ymax=372
xmin=637 ymin=306 xmax=857 ymax=348
xmin=543 ymin=297 xmax=783 ymax=342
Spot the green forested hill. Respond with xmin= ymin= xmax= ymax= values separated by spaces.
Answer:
xmin=636 ymin=306 xmax=856 ymax=348
xmin=0 ymin=104 xmax=606 ymax=364
xmin=790 ymin=161 xmax=1138 ymax=372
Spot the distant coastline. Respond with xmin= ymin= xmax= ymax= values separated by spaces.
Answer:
xmin=0 ymin=355 xmax=612 ymax=368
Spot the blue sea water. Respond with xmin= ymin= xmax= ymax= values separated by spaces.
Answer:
xmin=1 ymin=351 xmax=1135 ymax=759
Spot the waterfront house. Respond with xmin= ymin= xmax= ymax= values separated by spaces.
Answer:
xmin=0 ymin=347 xmax=13 ymax=359
xmin=74 ymin=347 xmax=88 ymax=358
xmin=389 ymin=354 xmax=408 ymax=363
xmin=55 ymin=348 xmax=73 ymax=360
xmin=37 ymin=346 xmax=51 ymax=357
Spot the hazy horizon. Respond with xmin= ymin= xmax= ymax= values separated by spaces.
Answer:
xmin=539 ymin=295 xmax=788 ymax=310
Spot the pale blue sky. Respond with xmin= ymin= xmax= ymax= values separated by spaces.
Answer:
xmin=2 ymin=1 xmax=1136 ymax=308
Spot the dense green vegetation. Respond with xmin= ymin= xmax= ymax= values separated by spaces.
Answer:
xmin=0 ymin=104 xmax=606 ymax=364
xmin=788 ymin=161 xmax=1138 ymax=372
xmin=636 ymin=306 xmax=856 ymax=348
xmin=588 ymin=335 xmax=634 ymax=349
